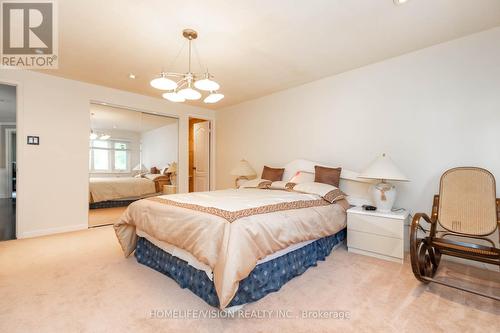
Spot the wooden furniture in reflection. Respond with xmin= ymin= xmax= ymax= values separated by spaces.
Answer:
xmin=162 ymin=185 xmax=177 ymax=195
xmin=410 ymin=167 xmax=500 ymax=301
xmin=154 ymin=175 xmax=170 ymax=193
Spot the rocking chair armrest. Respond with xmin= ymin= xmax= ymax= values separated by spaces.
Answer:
xmin=412 ymin=213 xmax=435 ymax=227
xmin=412 ymin=213 xmax=439 ymax=237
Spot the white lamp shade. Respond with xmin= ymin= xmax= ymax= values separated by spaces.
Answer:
xmin=194 ymin=79 xmax=220 ymax=91
xmin=162 ymin=92 xmax=186 ymax=102
xmin=204 ymin=92 xmax=224 ymax=104
xmin=150 ymin=76 xmax=178 ymax=90
xmin=230 ymin=159 xmax=256 ymax=177
xmin=358 ymin=153 xmax=409 ymax=181
xmin=178 ymin=87 xmax=201 ymax=100
xmin=166 ymin=162 xmax=177 ymax=173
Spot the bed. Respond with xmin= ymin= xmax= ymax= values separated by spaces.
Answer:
xmin=114 ymin=160 xmax=370 ymax=309
xmin=89 ymin=174 xmax=170 ymax=207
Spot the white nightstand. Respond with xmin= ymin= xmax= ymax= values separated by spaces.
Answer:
xmin=162 ymin=185 xmax=177 ymax=195
xmin=347 ymin=206 xmax=409 ymax=263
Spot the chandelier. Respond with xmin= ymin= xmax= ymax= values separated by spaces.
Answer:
xmin=150 ymin=29 xmax=224 ymax=104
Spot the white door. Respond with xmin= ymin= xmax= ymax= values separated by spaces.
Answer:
xmin=193 ymin=121 xmax=210 ymax=192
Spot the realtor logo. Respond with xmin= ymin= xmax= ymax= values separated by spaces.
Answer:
xmin=1 ymin=0 xmax=58 ymax=68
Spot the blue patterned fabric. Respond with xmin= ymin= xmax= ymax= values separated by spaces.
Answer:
xmin=135 ymin=228 xmax=346 ymax=307
xmin=89 ymin=199 xmax=137 ymax=209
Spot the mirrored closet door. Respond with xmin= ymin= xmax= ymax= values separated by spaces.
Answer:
xmin=88 ymin=103 xmax=178 ymax=227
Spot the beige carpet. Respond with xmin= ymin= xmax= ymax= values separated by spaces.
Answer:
xmin=88 ymin=207 xmax=127 ymax=228
xmin=0 ymin=227 xmax=498 ymax=333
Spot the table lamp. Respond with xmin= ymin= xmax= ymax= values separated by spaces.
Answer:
xmin=230 ymin=159 xmax=256 ymax=188
xmin=133 ymin=163 xmax=147 ymax=176
xmin=358 ymin=153 xmax=409 ymax=212
xmin=166 ymin=162 xmax=177 ymax=185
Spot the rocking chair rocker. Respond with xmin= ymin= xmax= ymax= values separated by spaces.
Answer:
xmin=410 ymin=167 xmax=500 ymax=301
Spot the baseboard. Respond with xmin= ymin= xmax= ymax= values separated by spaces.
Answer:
xmin=18 ymin=223 xmax=88 ymax=239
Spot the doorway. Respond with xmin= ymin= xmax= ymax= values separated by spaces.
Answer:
xmin=189 ymin=117 xmax=211 ymax=192
xmin=0 ymin=84 xmax=17 ymax=241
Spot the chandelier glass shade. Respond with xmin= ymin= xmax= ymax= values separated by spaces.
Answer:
xmin=204 ymin=92 xmax=224 ymax=104
xmin=162 ymin=92 xmax=185 ymax=103
xmin=151 ymin=29 xmax=224 ymax=104
xmin=150 ymin=74 xmax=178 ymax=91
xmin=178 ymin=87 xmax=201 ymax=100
xmin=194 ymin=77 xmax=220 ymax=91
xmin=89 ymin=130 xmax=110 ymax=140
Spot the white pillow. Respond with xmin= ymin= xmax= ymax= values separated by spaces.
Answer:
xmin=143 ymin=173 xmax=163 ymax=180
xmin=269 ymin=181 xmax=289 ymax=190
xmin=289 ymin=171 xmax=315 ymax=183
xmin=291 ymin=181 xmax=346 ymax=203
xmin=239 ymin=178 xmax=272 ymax=189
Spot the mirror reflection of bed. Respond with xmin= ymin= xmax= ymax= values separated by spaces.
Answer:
xmin=88 ymin=103 xmax=178 ymax=227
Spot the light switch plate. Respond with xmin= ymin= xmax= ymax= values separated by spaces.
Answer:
xmin=27 ymin=136 xmax=40 ymax=145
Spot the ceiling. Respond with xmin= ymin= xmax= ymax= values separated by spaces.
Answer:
xmin=90 ymin=103 xmax=177 ymax=133
xmin=0 ymin=84 xmax=16 ymax=122
xmin=40 ymin=0 xmax=500 ymax=109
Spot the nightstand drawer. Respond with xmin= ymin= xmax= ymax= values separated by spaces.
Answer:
xmin=347 ymin=213 xmax=403 ymax=239
xmin=348 ymin=230 xmax=403 ymax=259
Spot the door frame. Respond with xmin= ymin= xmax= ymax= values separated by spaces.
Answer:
xmin=5 ymin=128 xmax=16 ymax=199
xmin=0 ymin=79 xmax=22 ymax=239
xmin=188 ymin=116 xmax=215 ymax=191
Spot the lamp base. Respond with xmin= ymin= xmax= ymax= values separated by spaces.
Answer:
xmin=235 ymin=176 xmax=249 ymax=188
xmin=370 ymin=181 xmax=396 ymax=213
xmin=170 ymin=174 xmax=177 ymax=186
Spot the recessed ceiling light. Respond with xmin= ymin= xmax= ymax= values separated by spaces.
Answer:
xmin=128 ymin=73 xmax=136 ymax=79
xmin=393 ymin=0 xmax=409 ymax=5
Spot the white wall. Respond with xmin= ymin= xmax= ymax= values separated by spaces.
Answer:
xmin=0 ymin=70 xmax=215 ymax=238
xmin=216 ymin=27 xmax=500 ymax=216
xmin=141 ymin=123 xmax=179 ymax=171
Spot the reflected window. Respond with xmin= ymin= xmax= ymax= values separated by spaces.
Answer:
xmin=89 ymin=139 xmax=130 ymax=173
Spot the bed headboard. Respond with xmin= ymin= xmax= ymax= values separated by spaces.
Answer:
xmin=283 ymin=159 xmax=373 ymax=206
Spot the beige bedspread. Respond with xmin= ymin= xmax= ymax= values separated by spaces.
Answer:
xmin=114 ymin=188 xmax=347 ymax=309
xmin=89 ymin=177 xmax=156 ymax=203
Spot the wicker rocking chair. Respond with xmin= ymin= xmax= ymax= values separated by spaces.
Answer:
xmin=410 ymin=167 xmax=500 ymax=301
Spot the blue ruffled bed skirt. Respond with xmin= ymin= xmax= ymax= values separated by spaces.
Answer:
xmin=135 ymin=228 xmax=346 ymax=308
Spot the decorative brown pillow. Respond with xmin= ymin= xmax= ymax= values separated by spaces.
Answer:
xmin=314 ymin=165 xmax=342 ymax=187
xmin=261 ymin=166 xmax=285 ymax=181
xmin=150 ymin=167 xmax=160 ymax=174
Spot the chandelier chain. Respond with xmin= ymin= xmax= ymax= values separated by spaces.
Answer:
xmin=165 ymin=42 xmax=186 ymax=74
xmin=193 ymin=43 xmax=206 ymax=74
